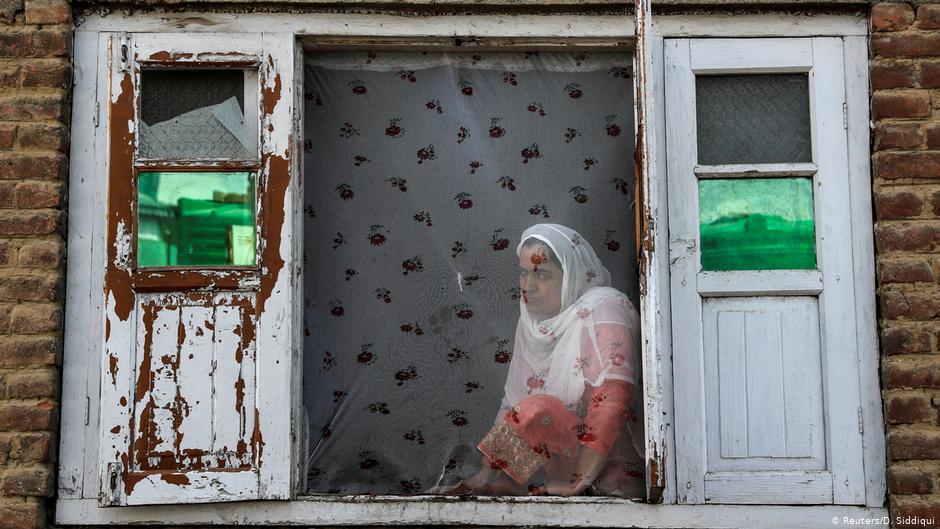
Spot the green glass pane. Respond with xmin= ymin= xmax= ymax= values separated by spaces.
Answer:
xmin=137 ymin=171 xmax=256 ymax=267
xmin=699 ymin=178 xmax=816 ymax=271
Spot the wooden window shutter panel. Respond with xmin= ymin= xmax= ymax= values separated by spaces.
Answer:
xmin=97 ymin=32 xmax=296 ymax=506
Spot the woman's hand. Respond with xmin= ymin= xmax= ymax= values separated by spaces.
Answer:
xmin=530 ymin=446 xmax=606 ymax=496
xmin=529 ymin=480 xmax=585 ymax=496
xmin=445 ymin=466 xmax=499 ymax=495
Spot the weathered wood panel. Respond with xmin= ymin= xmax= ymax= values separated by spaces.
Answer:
xmin=132 ymin=294 xmax=257 ymax=473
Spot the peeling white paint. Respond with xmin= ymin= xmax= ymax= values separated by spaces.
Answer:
xmin=113 ymin=219 xmax=132 ymax=269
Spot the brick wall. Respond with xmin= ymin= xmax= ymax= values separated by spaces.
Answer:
xmin=0 ymin=0 xmax=70 ymax=527
xmin=871 ymin=2 xmax=940 ymax=527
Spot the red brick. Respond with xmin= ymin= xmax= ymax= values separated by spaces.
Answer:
xmin=872 ymin=33 xmax=940 ymax=58
xmin=28 ymin=29 xmax=69 ymax=58
xmin=0 ymin=434 xmax=9 ymax=465
xmin=0 ymin=498 xmax=44 ymax=529
xmin=928 ymin=124 xmax=940 ymax=149
xmin=0 ymin=466 xmax=53 ymax=497
xmin=0 ymin=304 xmax=10 ymax=332
xmin=0 ymin=401 xmax=55 ymax=431
xmin=888 ymin=463 xmax=937 ymax=494
xmin=887 ymin=427 xmax=940 ymax=460
xmin=6 ymin=370 xmax=57 ymax=399
xmin=875 ymin=223 xmax=939 ymax=252
xmin=876 ymin=189 xmax=924 ymax=218
xmin=0 ymin=123 xmax=17 ymax=150
xmin=0 ymin=153 xmax=66 ymax=181
xmin=0 ymin=63 xmax=18 ymax=88
xmin=10 ymin=304 xmax=60 ymax=333
xmin=872 ymin=3 xmax=915 ymax=32
xmin=881 ymin=289 xmax=940 ymax=320
xmin=24 ymin=0 xmax=69 ymax=25
xmin=0 ymin=33 xmax=34 ymax=58
xmin=872 ymin=91 xmax=932 ymax=119
xmin=0 ymin=181 xmax=13 ymax=207
xmin=10 ymin=432 xmax=53 ymax=463
xmin=916 ymin=4 xmax=940 ymax=29
xmin=879 ymin=258 xmax=935 ymax=283
xmin=875 ymin=122 xmax=923 ymax=150
xmin=17 ymin=240 xmax=62 ymax=269
xmin=13 ymin=181 xmax=62 ymax=209
xmin=0 ymin=240 xmax=11 ymax=267
xmin=0 ymin=335 xmax=59 ymax=367
xmin=891 ymin=497 xmax=940 ymax=528
xmin=0 ymin=95 xmax=66 ymax=121
xmin=885 ymin=393 xmax=938 ymax=424
xmin=15 ymin=123 xmax=66 ymax=152
xmin=0 ymin=274 xmax=61 ymax=302
xmin=922 ymin=61 xmax=940 ymax=88
xmin=872 ymin=61 xmax=917 ymax=89
xmin=0 ymin=210 xmax=60 ymax=237
xmin=20 ymin=60 xmax=69 ymax=88
xmin=884 ymin=356 xmax=940 ymax=388
xmin=882 ymin=326 xmax=935 ymax=355
xmin=933 ymin=190 xmax=940 ymax=216
xmin=874 ymin=152 xmax=940 ymax=180
xmin=0 ymin=0 xmax=22 ymax=24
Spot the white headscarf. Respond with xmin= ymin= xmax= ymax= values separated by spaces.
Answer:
xmin=501 ymin=224 xmax=640 ymax=410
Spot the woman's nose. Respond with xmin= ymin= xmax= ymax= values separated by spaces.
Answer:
xmin=520 ymin=275 xmax=536 ymax=292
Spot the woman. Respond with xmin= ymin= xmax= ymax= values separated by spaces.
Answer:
xmin=454 ymin=223 xmax=644 ymax=497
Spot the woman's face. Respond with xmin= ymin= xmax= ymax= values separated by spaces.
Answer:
xmin=518 ymin=243 xmax=564 ymax=318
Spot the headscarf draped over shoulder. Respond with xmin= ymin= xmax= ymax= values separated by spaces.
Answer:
xmin=502 ymin=224 xmax=640 ymax=408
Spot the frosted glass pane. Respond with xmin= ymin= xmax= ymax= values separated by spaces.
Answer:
xmin=696 ymin=74 xmax=811 ymax=165
xmin=699 ymin=178 xmax=816 ymax=271
xmin=137 ymin=171 xmax=256 ymax=267
xmin=139 ymin=70 xmax=255 ymax=160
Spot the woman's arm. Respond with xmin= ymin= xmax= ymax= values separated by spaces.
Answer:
xmin=534 ymin=380 xmax=633 ymax=496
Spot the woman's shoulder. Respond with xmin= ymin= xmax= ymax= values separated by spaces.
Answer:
xmin=582 ymin=288 xmax=639 ymax=324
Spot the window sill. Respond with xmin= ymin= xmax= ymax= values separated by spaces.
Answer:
xmin=56 ymin=497 xmax=887 ymax=527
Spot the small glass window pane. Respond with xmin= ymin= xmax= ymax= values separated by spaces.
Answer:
xmin=137 ymin=171 xmax=256 ymax=267
xmin=696 ymin=74 xmax=812 ymax=165
xmin=699 ymin=178 xmax=816 ymax=271
xmin=139 ymin=70 xmax=256 ymax=160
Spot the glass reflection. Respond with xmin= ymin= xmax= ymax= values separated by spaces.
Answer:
xmin=699 ymin=178 xmax=816 ymax=271
xmin=137 ymin=171 xmax=256 ymax=267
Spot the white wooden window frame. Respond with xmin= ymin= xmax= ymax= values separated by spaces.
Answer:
xmin=57 ymin=11 xmax=885 ymax=528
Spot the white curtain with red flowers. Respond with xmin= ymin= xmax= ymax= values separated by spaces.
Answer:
xmin=302 ymin=51 xmax=638 ymax=495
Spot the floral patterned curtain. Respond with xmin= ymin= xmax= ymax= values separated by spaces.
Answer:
xmin=302 ymin=51 xmax=638 ymax=495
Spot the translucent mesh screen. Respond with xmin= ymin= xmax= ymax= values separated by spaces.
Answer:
xmin=302 ymin=51 xmax=645 ymax=497
xmin=139 ymin=70 xmax=255 ymax=160
xmin=695 ymin=74 xmax=812 ymax=165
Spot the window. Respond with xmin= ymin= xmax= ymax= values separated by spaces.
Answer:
xmin=57 ymin=11 xmax=885 ymax=526
xmin=301 ymin=50 xmax=643 ymax=497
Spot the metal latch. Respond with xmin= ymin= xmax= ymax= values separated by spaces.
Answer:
xmin=102 ymin=462 xmax=122 ymax=506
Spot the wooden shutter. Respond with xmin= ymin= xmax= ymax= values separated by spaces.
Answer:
xmin=665 ymin=38 xmax=866 ymax=505
xmin=98 ymin=32 xmax=296 ymax=505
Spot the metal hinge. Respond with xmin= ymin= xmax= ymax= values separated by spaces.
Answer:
xmin=857 ymin=406 xmax=864 ymax=434
xmin=93 ymin=102 xmax=99 ymax=128
xmin=84 ymin=396 xmax=90 ymax=425
xmin=842 ymin=102 xmax=848 ymax=130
